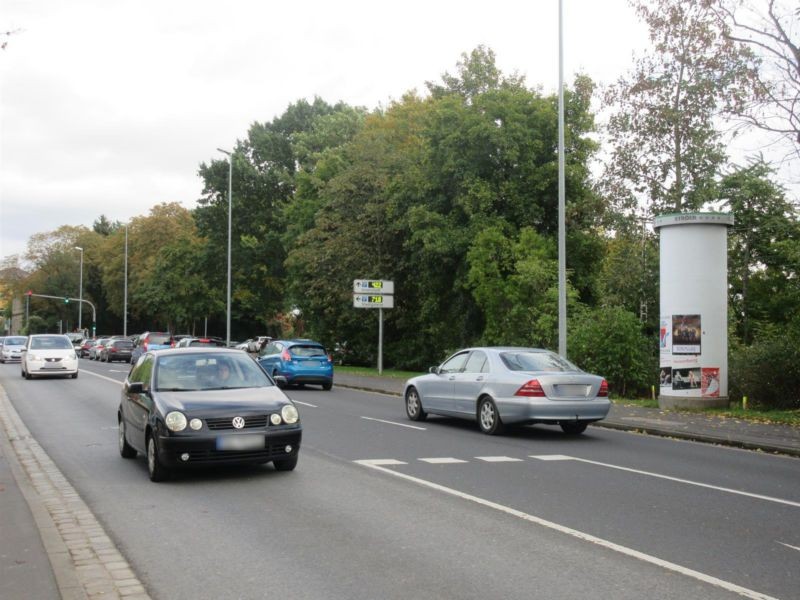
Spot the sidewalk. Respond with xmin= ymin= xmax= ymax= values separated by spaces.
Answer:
xmin=334 ymin=373 xmax=800 ymax=458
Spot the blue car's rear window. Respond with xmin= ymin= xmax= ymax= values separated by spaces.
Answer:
xmin=290 ymin=345 xmax=327 ymax=357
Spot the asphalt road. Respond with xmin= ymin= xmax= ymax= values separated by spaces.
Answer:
xmin=1 ymin=358 xmax=799 ymax=600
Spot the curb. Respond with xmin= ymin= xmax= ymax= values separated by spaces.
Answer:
xmin=0 ymin=385 xmax=152 ymax=600
xmin=334 ymin=382 xmax=800 ymax=458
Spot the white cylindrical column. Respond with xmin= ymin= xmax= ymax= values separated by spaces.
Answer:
xmin=654 ymin=213 xmax=733 ymax=409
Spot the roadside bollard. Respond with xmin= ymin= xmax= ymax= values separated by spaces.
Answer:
xmin=651 ymin=385 xmax=656 ymax=402
xmin=743 ymin=396 xmax=748 ymax=411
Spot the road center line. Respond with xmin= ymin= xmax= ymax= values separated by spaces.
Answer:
xmin=81 ymin=370 xmax=124 ymax=385
xmin=535 ymin=455 xmax=800 ymax=508
xmin=355 ymin=459 xmax=779 ymax=600
xmin=360 ymin=416 xmax=426 ymax=430
xmin=292 ymin=400 xmax=317 ymax=408
xmin=778 ymin=542 xmax=800 ymax=553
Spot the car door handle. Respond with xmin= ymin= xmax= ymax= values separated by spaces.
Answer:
xmin=448 ymin=375 xmax=456 ymax=380
xmin=475 ymin=376 xmax=484 ymax=382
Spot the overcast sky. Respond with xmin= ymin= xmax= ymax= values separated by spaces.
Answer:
xmin=2 ymin=0 xmax=652 ymax=261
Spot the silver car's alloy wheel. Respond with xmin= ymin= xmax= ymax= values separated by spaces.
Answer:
xmin=405 ymin=387 xmax=427 ymax=421
xmin=478 ymin=398 xmax=504 ymax=435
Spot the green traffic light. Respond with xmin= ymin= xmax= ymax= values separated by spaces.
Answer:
xmin=64 ymin=298 xmax=69 ymax=304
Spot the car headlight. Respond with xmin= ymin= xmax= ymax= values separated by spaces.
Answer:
xmin=189 ymin=418 xmax=203 ymax=430
xmin=281 ymin=404 xmax=299 ymax=424
xmin=28 ymin=354 xmax=41 ymax=361
xmin=165 ymin=411 xmax=187 ymax=432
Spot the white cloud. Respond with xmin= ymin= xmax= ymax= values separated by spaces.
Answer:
xmin=2 ymin=0 xmax=650 ymax=260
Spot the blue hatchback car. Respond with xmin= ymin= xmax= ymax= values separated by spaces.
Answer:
xmin=258 ymin=339 xmax=333 ymax=390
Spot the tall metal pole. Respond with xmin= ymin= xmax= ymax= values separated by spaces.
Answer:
xmin=217 ymin=148 xmax=233 ymax=347
xmin=378 ymin=308 xmax=383 ymax=374
xmin=557 ymin=0 xmax=567 ymax=358
xmin=74 ymin=246 xmax=84 ymax=333
xmin=123 ymin=224 xmax=128 ymax=337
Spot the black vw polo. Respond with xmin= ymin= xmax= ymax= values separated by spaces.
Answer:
xmin=119 ymin=347 xmax=301 ymax=481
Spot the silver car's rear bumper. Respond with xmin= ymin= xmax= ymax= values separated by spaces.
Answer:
xmin=495 ymin=396 xmax=611 ymax=424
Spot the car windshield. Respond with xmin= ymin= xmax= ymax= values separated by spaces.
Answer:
xmin=30 ymin=336 xmax=73 ymax=350
xmin=5 ymin=337 xmax=26 ymax=345
xmin=500 ymin=350 xmax=580 ymax=373
xmin=290 ymin=345 xmax=327 ymax=357
xmin=155 ymin=353 xmax=272 ymax=391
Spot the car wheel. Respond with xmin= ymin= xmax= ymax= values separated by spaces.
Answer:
xmin=24 ymin=369 xmax=32 ymax=380
xmin=478 ymin=397 xmax=504 ymax=435
xmin=405 ymin=387 xmax=428 ymax=421
xmin=273 ymin=455 xmax=298 ymax=471
xmin=322 ymin=381 xmax=332 ymax=391
xmin=118 ymin=418 xmax=137 ymax=458
xmin=560 ymin=421 xmax=588 ymax=435
xmin=147 ymin=435 xmax=169 ymax=482
xmin=71 ymin=372 xmax=78 ymax=379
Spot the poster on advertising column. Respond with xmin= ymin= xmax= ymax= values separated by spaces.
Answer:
xmin=672 ymin=314 xmax=701 ymax=355
xmin=701 ymin=367 xmax=720 ymax=398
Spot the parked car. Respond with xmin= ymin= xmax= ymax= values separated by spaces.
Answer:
xmin=21 ymin=334 xmax=79 ymax=379
xmin=403 ymin=347 xmax=610 ymax=435
xmin=130 ymin=331 xmax=174 ymax=364
xmin=257 ymin=339 xmax=333 ymax=390
xmin=235 ymin=339 xmax=253 ymax=351
xmin=78 ymin=339 xmax=96 ymax=358
xmin=89 ymin=337 xmax=111 ymax=360
xmin=247 ymin=336 xmax=271 ymax=353
xmin=176 ymin=337 xmax=227 ymax=348
xmin=66 ymin=332 xmax=85 ymax=351
xmin=100 ymin=338 xmax=135 ymax=362
xmin=0 ymin=336 xmax=28 ymax=363
xmin=118 ymin=348 xmax=302 ymax=481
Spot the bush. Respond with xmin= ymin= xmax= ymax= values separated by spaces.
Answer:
xmin=729 ymin=331 xmax=800 ymax=410
xmin=568 ymin=306 xmax=656 ymax=397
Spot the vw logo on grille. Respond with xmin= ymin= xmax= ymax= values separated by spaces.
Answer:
xmin=232 ymin=417 xmax=245 ymax=429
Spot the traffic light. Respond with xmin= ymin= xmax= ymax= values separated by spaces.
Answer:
xmin=26 ymin=290 xmax=32 ymax=296
xmin=64 ymin=297 xmax=70 ymax=304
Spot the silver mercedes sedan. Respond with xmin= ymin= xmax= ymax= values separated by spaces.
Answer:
xmin=403 ymin=347 xmax=610 ymax=435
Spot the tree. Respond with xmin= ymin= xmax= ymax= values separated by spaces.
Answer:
xmin=720 ymin=159 xmax=800 ymax=343
xmin=604 ymin=0 xmax=757 ymax=213
xmin=712 ymin=0 xmax=800 ymax=160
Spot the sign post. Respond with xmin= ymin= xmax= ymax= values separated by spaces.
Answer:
xmin=353 ymin=280 xmax=394 ymax=374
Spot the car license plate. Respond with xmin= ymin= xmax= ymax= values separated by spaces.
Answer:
xmin=216 ymin=434 xmax=264 ymax=451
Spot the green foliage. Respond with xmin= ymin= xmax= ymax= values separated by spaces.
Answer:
xmin=729 ymin=327 xmax=800 ymax=410
xmin=604 ymin=0 xmax=756 ymax=213
xmin=568 ymin=306 xmax=656 ymax=397
xmin=23 ymin=315 xmax=47 ymax=334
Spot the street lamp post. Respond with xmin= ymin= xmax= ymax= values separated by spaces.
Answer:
xmin=123 ymin=224 xmax=128 ymax=337
xmin=217 ymin=148 xmax=233 ymax=347
xmin=74 ymin=246 xmax=84 ymax=333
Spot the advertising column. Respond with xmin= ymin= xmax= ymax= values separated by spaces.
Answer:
xmin=654 ymin=213 xmax=733 ymax=409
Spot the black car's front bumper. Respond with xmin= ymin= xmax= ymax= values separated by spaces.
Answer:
xmin=156 ymin=426 xmax=302 ymax=467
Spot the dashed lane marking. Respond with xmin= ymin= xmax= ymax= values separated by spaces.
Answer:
xmin=530 ymin=455 xmax=800 ymax=509
xmin=292 ymin=400 xmax=318 ymax=408
xmin=778 ymin=542 xmax=800 ymax=553
xmin=419 ymin=457 xmax=468 ymax=464
xmin=354 ymin=459 xmax=779 ymax=600
xmin=360 ymin=416 xmax=426 ymax=430
xmin=475 ymin=456 xmax=524 ymax=463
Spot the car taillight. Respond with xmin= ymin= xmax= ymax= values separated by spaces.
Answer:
xmin=327 ymin=354 xmax=333 ymax=363
xmin=142 ymin=342 xmax=148 ymax=351
xmin=281 ymin=350 xmax=292 ymax=361
xmin=598 ymin=379 xmax=609 ymax=397
xmin=515 ymin=380 xmax=545 ymax=397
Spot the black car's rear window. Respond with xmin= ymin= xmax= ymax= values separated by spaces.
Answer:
xmin=148 ymin=333 xmax=172 ymax=344
xmin=189 ymin=339 xmax=226 ymax=347
xmin=500 ymin=351 xmax=579 ymax=373
xmin=113 ymin=340 xmax=134 ymax=348
xmin=290 ymin=345 xmax=327 ymax=357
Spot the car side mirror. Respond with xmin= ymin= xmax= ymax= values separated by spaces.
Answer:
xmin=127 ymin=382 xmax=145 ymax=394
xmin=429 ymin=366 xmax=439 ymax=375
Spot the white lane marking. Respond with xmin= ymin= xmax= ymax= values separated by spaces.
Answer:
xmin=292 ymin=400 xmax=317 ymax=408
xmin=419 ymin=457 xmax=468 ymax=464
xmin=475 ymin=456 xmax=524 ymax=463
xmin=530 ymin=454 xmax=573 ymax=461
xmin=531 ymin=455 xmax=800 ymax=509
xmin=81 ymin=370 xmax=124 ymax=385
xmin=108 ymin=369 xmax=128 ymax=373
xmin=360 ymin=416 xmax=426 ymax=430
xmin=354 ymin=459 xmax=779 ymax=600
xmin=363 ymin=459 xmax=407 ymax=466
xmin=778 ymin=542 xmax=800 ymax=553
